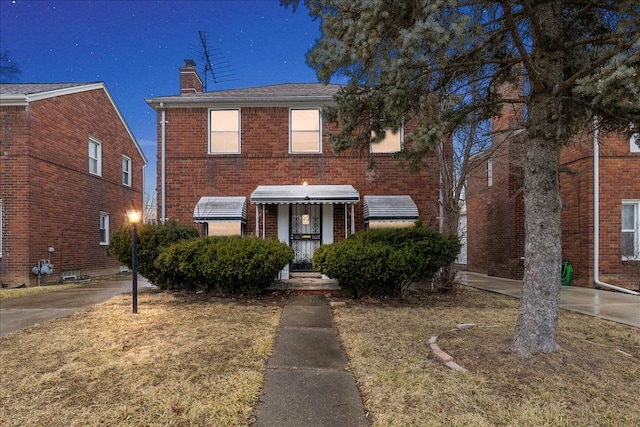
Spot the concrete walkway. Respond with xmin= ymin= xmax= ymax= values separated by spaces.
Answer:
xmin=459 ymin=271 xmax=640 ymax=328
xmin=253 ymin=294 xmax=368 ymax=427
xmin=0 ymin=276 xmax=154 ymax=337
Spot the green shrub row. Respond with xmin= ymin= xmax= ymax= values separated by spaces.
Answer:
xmin=313 ymin=225 xmax=461 ymax=298
xmin=107 ymin=221 xmax=200 ymax=287
xmin=154 ymin=237 xmax=294 ymax=294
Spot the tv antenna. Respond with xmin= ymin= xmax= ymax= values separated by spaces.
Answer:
xmin=192 ymin=30 xmax=236 ymax=91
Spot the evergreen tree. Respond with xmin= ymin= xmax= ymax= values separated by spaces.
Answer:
xmin=283 ymin=0 xmax=640 ymax=355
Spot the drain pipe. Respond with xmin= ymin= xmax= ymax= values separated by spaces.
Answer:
xmin=593 ymin=120 xmax=640 ymax=295
xmin=160 ymin=102 xmax=167 ymax=224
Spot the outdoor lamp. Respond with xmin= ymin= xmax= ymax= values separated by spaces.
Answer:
xmin=126 ymin=209 xmax=142 ymax=313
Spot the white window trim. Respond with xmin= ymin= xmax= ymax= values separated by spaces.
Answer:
xmin=209 ymin=108 xmax=241 ymax=154
xmin=289 ymin=108 xmax=322 ymax=154
xmin=370 ymin=127 xmax=404 ymax=153
xmin=631 ymin=130 xmax=639 ymax=153
xmin=122 ymin=155 xmax=132 ymax=187
xmin=487 ymin=159 xmax=493 ymax=187
xmin=622 ymin=200 xmax=640 ymax=261
xmin=89 ymin=137 xmax=103 ymax=176
xmin=100 ymin=212 xmax=110 ymax=246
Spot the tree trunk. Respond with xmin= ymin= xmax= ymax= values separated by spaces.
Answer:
xmin=510 ymin=1 xmax=564 ymax=356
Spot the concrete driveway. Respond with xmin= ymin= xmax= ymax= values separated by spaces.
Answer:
xmin=0 ymin=276 xmax=154 ymax=337
xmin=459 ymin=271 xmax=640 ymax=328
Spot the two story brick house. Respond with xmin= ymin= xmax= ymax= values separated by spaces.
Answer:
xmin=1 ymin=83 xmax=147 ymax=286
xmin=146 ymin=61 xmax=440 ymax=278
xmin=466 ymin=101 xmax=640 ymax=292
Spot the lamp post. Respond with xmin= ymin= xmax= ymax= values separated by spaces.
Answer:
xmin=126 ymin=209 xmax=142 ymax=314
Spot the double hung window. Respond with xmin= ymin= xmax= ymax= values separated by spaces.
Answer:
xmin=622 ymin=201 xmax=640 ymax=260
xmin=89 ymin=138 xmax=102 ymax=176
xmin=290 ymin=109 xmax=321 ymax=153
xmin=210 ymin=109 xmax=240 ymax=154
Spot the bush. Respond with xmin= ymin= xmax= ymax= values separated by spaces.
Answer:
xmin=107 ymin=220 xmax=200 ymax=286
xmin=313 ymin=224 xmax=461 ymax=298
xmin=154 ymin=236 xmax=294 ymax=295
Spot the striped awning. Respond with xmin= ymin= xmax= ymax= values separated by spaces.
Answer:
xmin=193 ymin=197 xmax=247 ymax=223
xmin=363 ymin=195 xmax=419 ymax=222
xmin=250 ymin=185 xmax=360 ymax=204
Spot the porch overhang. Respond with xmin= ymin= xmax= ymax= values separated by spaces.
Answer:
xmin=363 ymin=195 xmax=419 ymax=223
xmin=193 ymin=196 xmax=247 ymax=223
xmin=250 ymin=185 xmax=360 ymax=204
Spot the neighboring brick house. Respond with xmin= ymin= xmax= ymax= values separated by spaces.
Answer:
xmin=1 ymin=83 xmax=147 ymax=286
xmin=466 ymin=101 xmax=640 ymax=292
xmin=146 ymin=61 xmax=441 ymax=278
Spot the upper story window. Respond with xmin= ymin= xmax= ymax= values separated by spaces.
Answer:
xmin=622 ymin=201 xmax=640 ymax=260
xmin=631 ymin=127 xmax=639 ymax=153
xmin=122 ymin=155 xmax=132 ymax=186
xmin=210 ymin=109 xmax=240 ymax=154
xmin=371 ymin=129 xmax=402 ymax=153
xmin=89 ymin=137 xmax=102 ymax=176
xmin=290 ymin=109 xmax=321 ymax=153
xmin=99 ymin=212 xmax=110 ymax=245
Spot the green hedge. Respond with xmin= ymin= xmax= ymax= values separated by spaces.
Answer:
xmin=154 ymin=236 xmax=294 ymax=295
xmin=107 ymin=220 xmax=200 ymax=287
xmin=313 ymin=225 xmax=460 ymax=298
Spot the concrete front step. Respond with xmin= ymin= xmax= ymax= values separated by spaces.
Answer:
xmin=268 ymin=277 xmax=340 ymax=291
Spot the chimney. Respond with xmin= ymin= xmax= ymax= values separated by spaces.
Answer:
xmin=180 ymin=59 xmax=203 ymax=94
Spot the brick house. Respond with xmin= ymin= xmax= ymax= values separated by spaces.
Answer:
xmin=466 ymin=101 xmax=640 ymax=292
xmin=1 ymin=83 xmax=147 ymax=286
xmin=146 ymin=61 xmax=441 ymax=278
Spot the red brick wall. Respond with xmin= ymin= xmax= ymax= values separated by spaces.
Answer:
xmin=1 ymin=88 xmax=145 ymax=286
xmin=157 ymin=106 xmax=440 ymax=239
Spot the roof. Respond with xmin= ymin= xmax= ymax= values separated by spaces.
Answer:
xmin=250 ymin=185 xmax=360 ymax=204
xmin=0 ymin=82 xmax=147 ymax=165
xmin=146 ymin=83 xmax=341 ymax=109
xmin=193 ymin=197 xmax=247 ymax=222
xmin=363 ymin=195 xmax=419 ymax=221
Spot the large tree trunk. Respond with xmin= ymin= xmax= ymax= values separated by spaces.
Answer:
xmin=510 ymin=1 xmax=564 ymax=356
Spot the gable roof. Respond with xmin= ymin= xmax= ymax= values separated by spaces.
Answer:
xmin=146 ymin=83 xmax=341 ymax=109
xmin=0 ymin=82 xmax=147 ymax=164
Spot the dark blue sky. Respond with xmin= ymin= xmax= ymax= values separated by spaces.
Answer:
xmin=0 ymin=0 xmax=333 ymax=195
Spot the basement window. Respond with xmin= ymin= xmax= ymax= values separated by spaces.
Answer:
xmin=622 ymin=201 xmax=640 ymax=260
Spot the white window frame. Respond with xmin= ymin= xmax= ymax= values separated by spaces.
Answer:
xmin=89 ymin=137 xmax=102 ymax=176
xmin=209 ymin=109 xmax=241 ymax=154
xmin=370 ymin=127 xmax=404 ymax=153
xmin=622 ymin=201 xmax=640 ymax=260
xmin=100 ymin=212 xmax=110 ymax=245
xmin=122 ymin=155 xmax=132 ymax=186
xmin=631 ymin=126 xmax=639 ymax=153
xmin=289 ymin=108 xmax=322 ymax=153
xmin=487 ymin=158 xmax=493 ymax=187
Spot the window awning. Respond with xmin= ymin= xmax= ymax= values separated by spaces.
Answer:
xmin=193 ymin=196 xmax=247 ymax=223
xmin=363 ymin=195 xmax=419 ymax=222
xmin=250 ymin=185 xmax=360 ymax=204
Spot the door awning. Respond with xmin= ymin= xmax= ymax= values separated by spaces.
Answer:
xmin=193 ymin=196 xmax=247 ymax=223
xmin=363 ymin=195 xmax=419 ymax=222
xmin=250 ymin=185 xmax=360 ymax=204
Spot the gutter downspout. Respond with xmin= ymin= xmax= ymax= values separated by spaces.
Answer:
xmin=593 ymin=120 xmax=640 ymax=295
xmin=160 ymin=103 xmax=167 ymax=223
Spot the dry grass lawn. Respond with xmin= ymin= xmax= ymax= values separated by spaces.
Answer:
xmin=0 ymin=282 xmax=88 ymax=301
xmin=332 ymin=286 xmax=640 ymax=426
xmin=0 ymin=290 xmax=283 ymax=427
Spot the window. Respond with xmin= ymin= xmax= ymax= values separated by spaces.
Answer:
xmin=631 ymin=128 xmax=639 ymax=153
xmin=99 ymin=212 xmax=109 ymax=245
xmin=89 ymin=138 xmax=102 ymax=176
xmin=122 ymin=155 xmax=132 ymax=186
xmin=290 ymin=109 xmax=321 ymax=153
xmin=487 ymin=159 xmax=493 ymax=187
xmin=209 ymin=109 xmax=240 ymax=153
xmin=371 ymin=128 xmax=402 ymax=153
xmin=622 ymin=201 xmax=639 ymax=260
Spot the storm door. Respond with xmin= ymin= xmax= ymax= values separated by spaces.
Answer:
xmin=290 ymin=203 xmax=322 ymax=271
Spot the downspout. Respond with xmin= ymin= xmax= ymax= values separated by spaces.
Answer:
xmin=160 ymin=102 xmax=167 ymax=223
xmin=593 ymin=120 xmax=640 ymax=295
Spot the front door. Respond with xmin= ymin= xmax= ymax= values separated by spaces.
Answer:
xmin=290 ymin=204 xmax=322 ymax=271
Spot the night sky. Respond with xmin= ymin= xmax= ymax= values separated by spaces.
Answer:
xmin=0 ymin=0 xmax=335 ymax=195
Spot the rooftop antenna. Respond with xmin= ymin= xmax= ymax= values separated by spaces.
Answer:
xmin=193 ymin=30 xmax=237 ymax=91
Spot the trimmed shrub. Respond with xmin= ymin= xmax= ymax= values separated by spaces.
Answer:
xmin=313 ymin=224 xmax=461 ymax=298
xmin=107 ymin=220 xmax=199 ymax=287
xmin=154 ymin=237 xmax=294 ymax=295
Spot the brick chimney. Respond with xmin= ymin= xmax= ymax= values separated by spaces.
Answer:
xmin=180 ymin=59 xmax=203 ymax=94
